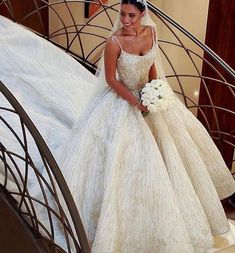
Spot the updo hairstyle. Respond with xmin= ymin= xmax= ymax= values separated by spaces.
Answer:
xmin=121 ymin=0 xmax=146 ymax=13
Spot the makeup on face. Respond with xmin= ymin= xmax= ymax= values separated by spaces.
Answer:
xmin=120 ymin=4 xmax=143 ymax=30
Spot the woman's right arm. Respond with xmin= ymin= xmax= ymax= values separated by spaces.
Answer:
xmin=104 ymin=37 xmax=148 ymax=112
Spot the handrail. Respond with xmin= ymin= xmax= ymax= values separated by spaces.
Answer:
xmin=147 ymin=2 xmax=235 ymax=79
xmin=0 ymin=80 xmax=90 ymax=253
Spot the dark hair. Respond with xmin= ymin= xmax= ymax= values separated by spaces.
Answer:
xmin=121 ymin=0 xmax=146 ymax=13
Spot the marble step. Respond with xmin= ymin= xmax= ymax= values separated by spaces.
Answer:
xmin=207 ymin=220 xmax=235 ymax=253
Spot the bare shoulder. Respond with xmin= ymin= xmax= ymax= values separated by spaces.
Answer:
xmin=144 ymin=25 xmax=156 ymax=35
xmin=105 ymin=36 xmax=121 ymax=54
xmin=106 ymin=28 xmax=126 ymax=52
xmin=144 ymin=25 xmax=157 ymax=41
xmin=104 ymin=35 xmax=121 ymax=61
xmin=112 ymin=28 xmax=123 ymax=37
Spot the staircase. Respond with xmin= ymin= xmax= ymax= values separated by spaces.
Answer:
xmin=0 ymin=187 xmax=70 ymax=253
xmin=1 ymin=185 xmax=235 ymax=253
xmin=0 ymin=188 xmax=58 ymax=253
xmin=0 ymin=81 xmax=90 ymax=253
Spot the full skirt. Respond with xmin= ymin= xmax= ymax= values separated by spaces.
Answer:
xmin=55 ymin=87 xmax=235 ymax=253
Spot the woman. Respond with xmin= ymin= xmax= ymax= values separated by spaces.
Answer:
xmin=55 ymin=0 xmax=235 ymax=252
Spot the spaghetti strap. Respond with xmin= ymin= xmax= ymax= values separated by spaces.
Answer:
xmin=151 ymin=27 xmax=156 ymax=44
xmin=111 ymin=36 xmax=123 ymax=52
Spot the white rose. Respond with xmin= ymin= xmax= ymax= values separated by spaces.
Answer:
xmin=148 ymin=104 xmax=157 ymax=112
xmin=142 ymin=99 xmax=151 ymax=106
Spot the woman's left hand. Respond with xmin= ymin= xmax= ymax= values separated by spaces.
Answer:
xmin=138 ymin=103 xmax=148 ymax=113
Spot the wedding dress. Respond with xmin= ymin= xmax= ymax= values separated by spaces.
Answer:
xmin=1 ymin=14 xmax=235 ymax=253
xmin=54 ymin=33 xmax=235 ymax=253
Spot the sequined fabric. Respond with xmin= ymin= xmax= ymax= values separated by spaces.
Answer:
xmin=116 ymin=42 xmax=156 ymax=96
xmin=56 ymin=39 xmax=235 ymax=253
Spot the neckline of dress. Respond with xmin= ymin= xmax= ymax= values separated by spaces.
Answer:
xmin=120 ymin=42 xmax=156 ymax=58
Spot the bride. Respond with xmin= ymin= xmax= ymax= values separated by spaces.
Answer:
xmin=53 ymin=0 xmax=235 ymax=252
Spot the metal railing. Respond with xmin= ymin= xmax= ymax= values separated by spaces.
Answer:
xmin=0 ymin=80 xmax=90 ymax=252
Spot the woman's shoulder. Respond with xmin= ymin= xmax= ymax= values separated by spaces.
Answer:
xmin=144 ymin=25 xmax=157 ymax=41
xmin=143 ymin=25 xmax=153 ymax=30
xmin=109 ymin=29 xmax=127 ymax=47
xmin=144 ymin=25 xmax=156 ymax=35
xmin=105 ymin=35 xmax=122 ymax=55
xmin=112 ymin=29 xmax=122 ymax=36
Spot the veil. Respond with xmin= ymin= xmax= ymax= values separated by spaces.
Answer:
xmin=95 ymin=0 xmax=167 ymax=89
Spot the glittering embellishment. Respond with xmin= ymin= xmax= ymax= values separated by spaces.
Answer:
xmin=56 ymin=32 xmax=235 ymax=253
xmin=136 ymin=0 xmax=147 ymax=7
xmin=117 ymin=43 xmax=156 ymax=97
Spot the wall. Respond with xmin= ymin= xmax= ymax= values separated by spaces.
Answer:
xmin=49 ymin=0 xmax=210 ymax=112
xmin=49 ymin=0 xmax=119 ymax=64
xmin=150 ymin=0 xmax=209 ymax=112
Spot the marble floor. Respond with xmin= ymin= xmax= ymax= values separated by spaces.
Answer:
xmin=217 ymin=246 xmax=235 ymax=253
xmin=207 ymin=220 xmax=235 ymax=253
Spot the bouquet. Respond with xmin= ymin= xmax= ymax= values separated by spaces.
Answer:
xmin=140 ymin=79 xmax=174 ymax=113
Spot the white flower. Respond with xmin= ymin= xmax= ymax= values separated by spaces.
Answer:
xmin=140 ymin=79 xmax=174 ymax=113
xmin=148 ymin=104 xmax=157 ymax=112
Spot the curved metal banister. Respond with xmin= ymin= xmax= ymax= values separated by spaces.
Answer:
xmin=147 ymin=2 xmax=235 ymax=79
xmin=0 ymin=81 xmax=90 ymax=253
xmin=1 ymin=0 xmax=233 ymax=77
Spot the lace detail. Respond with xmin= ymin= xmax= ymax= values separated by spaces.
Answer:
xmin=111 ymin=32 xmax=156 ymax=97
xmin=117 ymin=44 xmax=156 ymax=97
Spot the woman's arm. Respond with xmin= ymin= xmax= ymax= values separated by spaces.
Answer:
xmin=104 ymin=37 xmax=148 ymax=112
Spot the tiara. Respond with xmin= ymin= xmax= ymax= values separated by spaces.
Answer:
xmin=136 ymin=0 xmax=147 ymax=7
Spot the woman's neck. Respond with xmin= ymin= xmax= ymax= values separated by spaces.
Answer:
xmin=122 ymin=25 xmax=143 ymax=37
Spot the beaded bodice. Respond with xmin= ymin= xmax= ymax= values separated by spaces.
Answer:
xmin=116 ymin=41 xmax=157 ymax=97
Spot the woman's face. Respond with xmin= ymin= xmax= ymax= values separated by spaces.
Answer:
xmin=120 ymin=4 xmax=144 ymax=31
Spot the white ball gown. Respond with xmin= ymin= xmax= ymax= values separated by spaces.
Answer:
xmin=0 ymin=15 xmax=235 ymax=253
xmin=54 ymin=35 xmax=235 ymax=252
